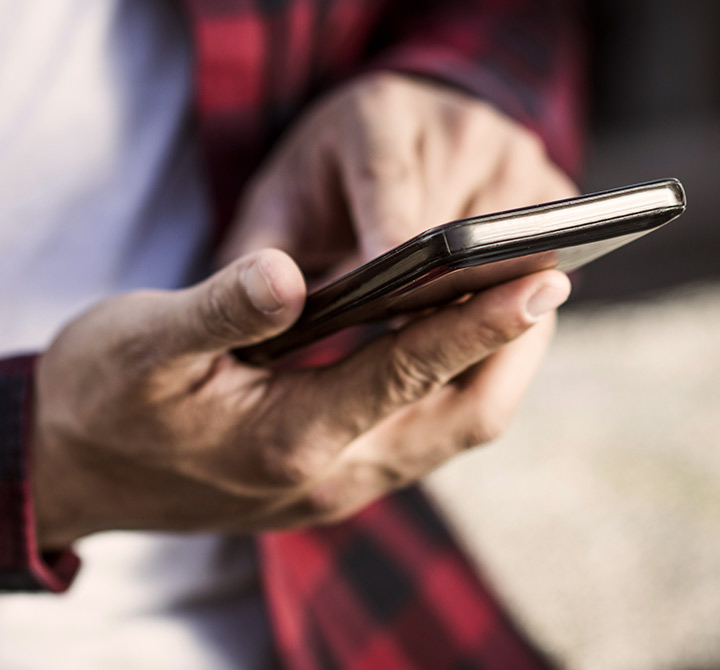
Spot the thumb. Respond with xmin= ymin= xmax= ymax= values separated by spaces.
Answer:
xmin=174 ymin=249 xmax=306 ymax=354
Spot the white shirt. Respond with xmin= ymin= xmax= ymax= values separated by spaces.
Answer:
xmin=0 ymin=2 xmax=271 ymax=668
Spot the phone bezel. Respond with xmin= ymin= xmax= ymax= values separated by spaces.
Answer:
xmin=236 ymin=179 xmax=686 ymax=364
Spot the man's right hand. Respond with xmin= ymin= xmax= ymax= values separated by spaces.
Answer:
xmin=32 ymin=249 xmax=570 ymax=550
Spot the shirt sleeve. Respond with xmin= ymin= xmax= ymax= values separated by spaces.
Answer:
xmin=0 ymin=355 xmax=80 ymax=593
xmin=368 ymin=0 xmax=586 ymax=179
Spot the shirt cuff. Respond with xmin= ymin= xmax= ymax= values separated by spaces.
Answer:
xmin=0 ymin=355 xmax=80 ymax=592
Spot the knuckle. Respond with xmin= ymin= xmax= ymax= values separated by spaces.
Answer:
xmin=357 ymin=154 xmax=412 ymax=183
xmin=385 ymin=341 xmax=442 ymax=405
xmin=98 ymin=293 xmax=166 ymax=373
xmin=342 ymin=73 xmax=405 ymax=124
xmin=478 ymin=406 xmax=512 ymax=444
xmin=201 ymin=276 xmax=251 ymax=343
xmin=261 ymin=452 xmax=312 ymax=489
xmin=302 ymin=487 xmax=344 ymax=520
xmin=459 ymin=415 xmax=505 ymax=449
xmin=451 ymin=101 xmax=493 ymax=138
xmin=259 ymin=443 xmax=332 ymax=489
xmin=261 ymin=460 xmax=310 ymax=490
xmin=449 ymin=401 xmax=514 ymax=452
xmin=361 ymin=72 xmax=406 ymax=104
xmin=471 ymin=317 xmax=519 ymax=350
xmin=113 ymin=333 xmax=162 ymax=376
xmin=302 ymin=483 xmax=382 ymax=526
xmin=545 ymin=168 xmax=579 ymax=201
xmin=511 ymin=128 xmax=547 ymax=164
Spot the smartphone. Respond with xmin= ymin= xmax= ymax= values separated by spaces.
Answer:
xmin=236 ymin=178 xmax=686 ymax=364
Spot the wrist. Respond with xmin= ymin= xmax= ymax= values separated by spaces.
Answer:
xmin=31 ymin=352 xmax=106 ymax=550
xmin=31 ymin=429 xmax=88 ymax=551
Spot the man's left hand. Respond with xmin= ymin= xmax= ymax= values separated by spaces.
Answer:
xmin=219 ymin=72 xmax=577 ymax=278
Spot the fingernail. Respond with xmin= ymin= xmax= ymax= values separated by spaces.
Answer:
xmin=243 ymin=258 xmax=285 ymax=314
xmin=525 ymin=279 xmax=571 ymax=320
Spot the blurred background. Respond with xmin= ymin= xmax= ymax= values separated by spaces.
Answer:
xmin=578 ymin=0 xmax=720 ymax=299
xmin=427 ymin=2 xmax=720 ymax=669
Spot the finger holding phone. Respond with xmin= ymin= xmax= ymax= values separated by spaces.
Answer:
xmin=33 ymin=251 xmax=570 ymax=549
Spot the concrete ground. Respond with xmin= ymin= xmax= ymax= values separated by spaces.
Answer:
xmin=426 ymin=281 xmax=720 ymax=670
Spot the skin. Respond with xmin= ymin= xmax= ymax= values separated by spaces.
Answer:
xmin=220 ymin=73 xmax=577 ymax=274
xmin=33 ymin=74 xmax=576 ymax=550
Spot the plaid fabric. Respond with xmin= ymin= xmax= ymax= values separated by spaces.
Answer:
xmin=0 ymin=356 xmax=79 ymax=592
xmin=262 ymin=487 xmax=554 ymax=670
xmin=0 ymin=0 xmax=583 ymax=665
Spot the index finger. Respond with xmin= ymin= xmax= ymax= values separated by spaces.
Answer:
xmin=336 ymin=81 xmax=424 ymax=260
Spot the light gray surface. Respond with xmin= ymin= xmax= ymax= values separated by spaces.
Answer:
xmin=427 ymin=282 xmax=720 ymax=670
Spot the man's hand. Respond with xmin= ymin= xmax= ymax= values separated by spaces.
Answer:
xmin=33 ymin=249 xmax=570 ymax=549
xmin=219 ymin=72 xmax=577 ymax=278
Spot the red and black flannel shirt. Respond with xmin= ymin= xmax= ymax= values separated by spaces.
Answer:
xmin=1 ymin=1 xmax=584 ymax=668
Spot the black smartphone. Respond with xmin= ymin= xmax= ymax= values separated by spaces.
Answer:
xmin=236 ymin=179 xmax=686 ymax=364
